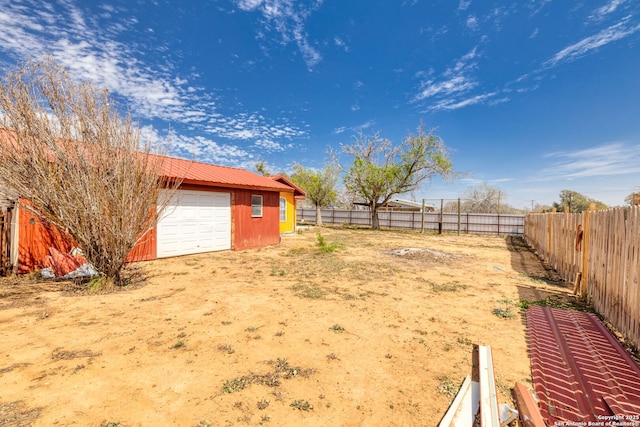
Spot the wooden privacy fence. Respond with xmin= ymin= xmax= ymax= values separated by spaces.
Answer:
xmin=297 ymin=208 xmax=524 ymax=236
xmin=0 ymin=207 xmax=12 ymax=276
xmin=524 ymin=206 xmax=640 ymax=350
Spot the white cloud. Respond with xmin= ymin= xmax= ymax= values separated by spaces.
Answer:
xmin=334 ymin=36 xmax=349 ymax=52
xmin=139 ymin=125 xmax=251 ymax=166
xmin=415 ymin=75 xmax=477 ymax=100
xmin=332 ymin=126 xmax=346 ymax=134
xmin=410 ymin=45 xmax=507 ymax=111
xmin=413 ymin=47 xmax=480 ymax=102
xmin=0 ymin=0 xmax=308 ymax=162
xmin=458 ymin=1 xmax=471 ymax=11
xmin=541 ymin=142 xmax=640 ymax=179
xmin=170 ymin=133 xmax=251 ymax=165
xmin=466 ymin=15 xmax=479 ymax=31
xmin=0 ymin=0 xmax=210 ymax=124
xmin=590 ymin=0 xmax=627 ymax=21
xmin=356 ymin=120 xmax=376 ymax=131
xmin=428 ymin=92 xmax=497 ymax=111
xmin=204 ymin=112 xmax=305 ymax=147
xmin=237 ymin=0 xmax=264 ymax=11
xmin=488 ymin=97 xmax=510 ymax=106
xmin=528 ymin=0 xmax=552 ymax=16
xmin=332 ymin=120 xmax=376 ymax=135
xmin=544 ymin=16 xmax=640 ymax=67
xmin=232 ymin=0 xmax=324 ymax=70
xmin=255 ymin=138 xmax=284 ymax=151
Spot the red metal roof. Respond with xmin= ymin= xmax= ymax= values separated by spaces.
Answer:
xmin=154 ymin=155 xmax=293 ymax=193
xmin=0 ymin=128 xmax=293 ymax=192
xmin=270 ymin=174 xmax=306 ymax=199
xmin=527 ymin=306 xmax=640 ymax=423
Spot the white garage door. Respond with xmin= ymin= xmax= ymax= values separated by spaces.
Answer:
xmin=156 ymin=190 xmax=231 ymax=258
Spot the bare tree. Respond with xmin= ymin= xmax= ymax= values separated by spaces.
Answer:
xmin=0 ymin=57 xmax=180 ymax=287
xmin=333 ymin=124 xmax=453 ymax=229
xmin=461 ymin=183 xmax=505 ymax=213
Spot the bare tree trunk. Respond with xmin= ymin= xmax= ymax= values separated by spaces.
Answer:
xmin=316 ymin=204 xmax=323 ymax=226
xmin=371 ymin=204 xmax=380 ymax=229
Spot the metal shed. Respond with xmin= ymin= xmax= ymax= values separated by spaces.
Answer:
xmin=11 ymin=156 xmax=296 ymax=272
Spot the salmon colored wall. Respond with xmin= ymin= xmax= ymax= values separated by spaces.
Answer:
xmin=19 ymin=204 xmax=157 ymax=270
xmin=232 ymin=189 xmax=280 ymax=250
xmin=126 ymin=227 xmax=157 ymax=262
xmin=18 ymin=203 xmax=73 ymax=272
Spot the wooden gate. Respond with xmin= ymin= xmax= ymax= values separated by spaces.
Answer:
xmin=0 ymin=207 xmax=12 ymax=276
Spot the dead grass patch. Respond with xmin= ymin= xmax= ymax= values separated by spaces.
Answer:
xmin=221 ymin=358 xmax=314 ymax=394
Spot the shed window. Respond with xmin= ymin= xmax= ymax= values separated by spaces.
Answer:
xmin=279 ymin=197 xmax=287 ymax=222
xmin=251 ymin=195 xmax=263 ymax=217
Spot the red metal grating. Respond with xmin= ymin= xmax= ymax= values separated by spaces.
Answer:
xmin=527 ymin=306 xmax=640 ymax=423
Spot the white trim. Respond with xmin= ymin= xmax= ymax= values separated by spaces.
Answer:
xmin=251 ymin=194 xmax=263 ymax=217
xmin=279 ymin=197 xmax=287 ymax=223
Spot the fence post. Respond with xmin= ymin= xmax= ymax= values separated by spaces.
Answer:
xmin=457 ymin=198 xmax=461 ymax=236
xmin=547 ymin=210 xmax=554 ymax=258
xmin=0 ymin=209 xmax=6 ymax=276
xmin=580 ymin=204 xmax=595 ymax=295
xmin=466 ymin=212 xmax=469 ymax=234
xmin=438 ymin=199 xmax=443 ymax=234
xmin=421 ymin=199 xmax=426 ymax=233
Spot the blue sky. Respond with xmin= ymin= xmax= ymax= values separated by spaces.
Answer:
xmin=1 ymin=0 xmax=639 ymax=209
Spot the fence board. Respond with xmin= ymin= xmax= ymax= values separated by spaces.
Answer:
xmin=525 ymin=207 xmax=640 ymax=350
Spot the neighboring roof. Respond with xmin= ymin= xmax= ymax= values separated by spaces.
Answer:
xmin=270 ymin=174 xmax=306 ymax=199
xmin=354 ymin=199 xmax=436 ymax=211
xmin=156 ymin=155 xmax=294 ymax=193
xmin=384 ymin=199 xmax=428 ymax=209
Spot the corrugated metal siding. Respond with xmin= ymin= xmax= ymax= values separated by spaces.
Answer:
xmin=527 ymin=306 xmax=640 ymax=423
xmin=14 ymin=171 xmax=287 ymax=271
xmin=18 ymin=203 xmax=157 ymax=269
xmin=233 ymin=189 xmax=280 ymax=250
xmin=126 ymin=228 xmax=156 ymax=262
xmin=17 ymin=203 xmax=73 ymax=272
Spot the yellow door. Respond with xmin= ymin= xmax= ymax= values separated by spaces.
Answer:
xmin=279 ymin=193 xmax=295 ymax=233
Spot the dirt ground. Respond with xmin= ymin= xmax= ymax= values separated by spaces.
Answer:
xmin=0 ymin=226 xmax=580 ymax=427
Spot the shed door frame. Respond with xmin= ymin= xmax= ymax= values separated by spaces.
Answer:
xmin=156 ymin=189 xmax=231 ymax=258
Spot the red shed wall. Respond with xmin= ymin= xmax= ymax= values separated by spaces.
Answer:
xmin=17 ymin=203 xmax=73 ymax=272
xmin=126 ymin=227 xmax=157 ymax=262
xmin=232 ymin=189 xmax=280 ymax=250
xmin=16 ymin=185 xmax=282 ymax=272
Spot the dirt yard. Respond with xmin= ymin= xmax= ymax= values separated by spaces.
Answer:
xmin=0 ymin=226 xmax=580 ymax=427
